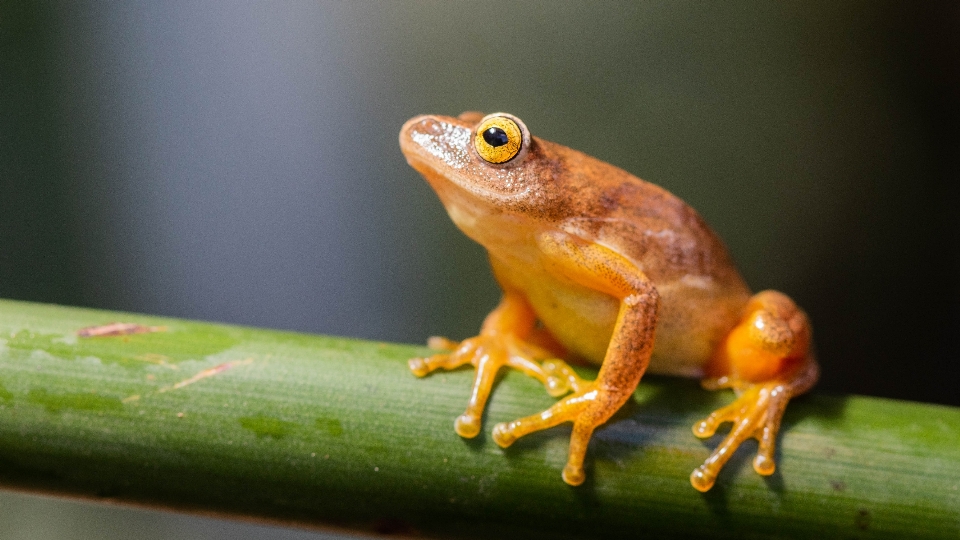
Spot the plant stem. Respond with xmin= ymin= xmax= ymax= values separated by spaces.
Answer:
xmin=0 ymin=299 xmax=956 ymax=539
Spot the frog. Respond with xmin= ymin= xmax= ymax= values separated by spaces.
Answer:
xmin=399 ymin=111 xmax=819 ymax=492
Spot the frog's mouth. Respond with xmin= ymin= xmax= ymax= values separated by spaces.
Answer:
xmin=400 ymin=114 xmax=537 ymax=247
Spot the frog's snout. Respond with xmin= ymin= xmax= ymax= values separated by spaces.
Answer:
xmin=399 ymin=115 xmax=441 ymax=154
xmin=399 ymin=114 xmax=473 ymax=171
xmin=400 ymin=114 xmax=434 ymax=136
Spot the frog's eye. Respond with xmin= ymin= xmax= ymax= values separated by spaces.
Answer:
xmin=474 ymin=114 xmax=526 ymax=164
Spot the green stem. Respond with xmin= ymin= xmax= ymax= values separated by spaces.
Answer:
xmin=0 ymin=299 xmax=956 ymax=539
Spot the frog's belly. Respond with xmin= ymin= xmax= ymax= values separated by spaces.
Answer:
xmin=518 ymin=271 xmax=747 ymax=378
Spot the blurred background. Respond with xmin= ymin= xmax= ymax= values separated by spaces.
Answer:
xmin=1 ymin=1 xmax=958 ymax=538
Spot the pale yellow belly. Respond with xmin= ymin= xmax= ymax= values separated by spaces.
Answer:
xmin=498 ymin=263 xmax=748 ymax=378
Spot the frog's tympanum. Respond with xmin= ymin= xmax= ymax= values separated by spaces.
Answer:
xmin=399 ymin=112 xmax=819 ymax=491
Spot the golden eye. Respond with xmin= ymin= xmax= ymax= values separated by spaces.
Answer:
xmin=475 ymin=116 xmax=523 ymax=164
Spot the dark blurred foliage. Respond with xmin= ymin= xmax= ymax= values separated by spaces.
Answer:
xmin=0 ymin=2 xmax=85 ymax=306
xmin=808 ymin=1 xmax=960 ymax=407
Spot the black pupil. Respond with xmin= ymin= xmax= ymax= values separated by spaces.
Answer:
xmin=482 ymin=127 xmax=510 ymax=147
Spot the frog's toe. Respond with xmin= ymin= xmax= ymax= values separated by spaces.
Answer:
xmin=491 ymin=421 xmax=517 ymax=447
xmin=541 ymin=359 xmax=585 ymax=395
xmin=753 ymin=451 xmax=776 ymax=476
xmin=407 ymin=352 xmax=463 ymax=377
xmin=407 ymin=341 xmax=479 ymax=377
xmin=691 ymin=398 xmax=741 ymax=438
xmin=689 ymin=466 xmax=715 ymax=492
xmin=455 ymin=413 xmax=482 ymax=438
xmin=562 ymin=463 xmax=586 ymax=486
xmin=407 ymin=357 xmax=432 ymax=377
xmin=545 ymin=375 xmax=569 ymax=397
xmin=427 ymin=336 xmax=460 ymax=350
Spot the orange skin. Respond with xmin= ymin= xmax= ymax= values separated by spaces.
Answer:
xmin=400 ymin=111 xmax=819 ymax=491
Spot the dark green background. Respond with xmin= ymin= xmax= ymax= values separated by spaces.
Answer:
xmin=1 ymin=1 xmax=958 ymax=538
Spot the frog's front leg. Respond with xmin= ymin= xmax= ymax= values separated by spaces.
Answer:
xmin=491 ymin=232 xmax=659 ymax=486
xmin=690 ymin=290 xmax=819 ymax=492
xmin=408 ymin=291 xmax=575 ymax=438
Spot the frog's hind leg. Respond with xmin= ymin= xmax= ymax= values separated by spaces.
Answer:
xmin=408 ymin=292 xmax=577 ymax=438
xmin=690 ymin=290 xmax=820 ymax=492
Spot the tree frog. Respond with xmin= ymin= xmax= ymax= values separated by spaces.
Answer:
xmin=399 ymin=111 xmax=819 ymax=492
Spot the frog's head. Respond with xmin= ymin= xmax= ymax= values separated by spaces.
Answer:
xmin=400 ymin=112 xmax=569 ymax=227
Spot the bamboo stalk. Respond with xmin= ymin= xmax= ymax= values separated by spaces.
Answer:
xmin=0 ymin=298 xmax=956 ymax=539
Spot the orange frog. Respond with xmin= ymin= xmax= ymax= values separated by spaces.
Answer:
xmin=399 ymin=112 xmax=818 ymax=491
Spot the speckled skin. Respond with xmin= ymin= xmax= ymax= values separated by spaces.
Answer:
xmin=401 ymin=112 xmax=818 ymax=491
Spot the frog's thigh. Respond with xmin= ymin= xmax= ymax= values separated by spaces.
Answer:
xmin=496 ymin=231 xmax=660 ymax=485
xmin=705 ymin=290 xmax=813 ymax=386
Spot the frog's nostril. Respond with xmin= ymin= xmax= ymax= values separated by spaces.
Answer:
xmin=401 ymin=116 xmax=448 ymax=145
xmin=421 ymin=119 xmax=444 ymax=135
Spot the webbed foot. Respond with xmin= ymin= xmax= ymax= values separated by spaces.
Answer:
xmin=492 ymin=381 xmax=630 ymax=486
xmin=408 ymin=334 xmax=575 ymax=438
xmin=690 ymin=381 xmax=789 ymax=492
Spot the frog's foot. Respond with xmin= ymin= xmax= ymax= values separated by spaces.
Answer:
xmin=492 ymin=381 xmax=626 ymax=486
xmin=690 ymin=381 xmax=790 ymax=492
xmin=411 ymin=335 xmax=575 ymax=396
xmin=408 ymin=334 xmax=574 ymax=438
